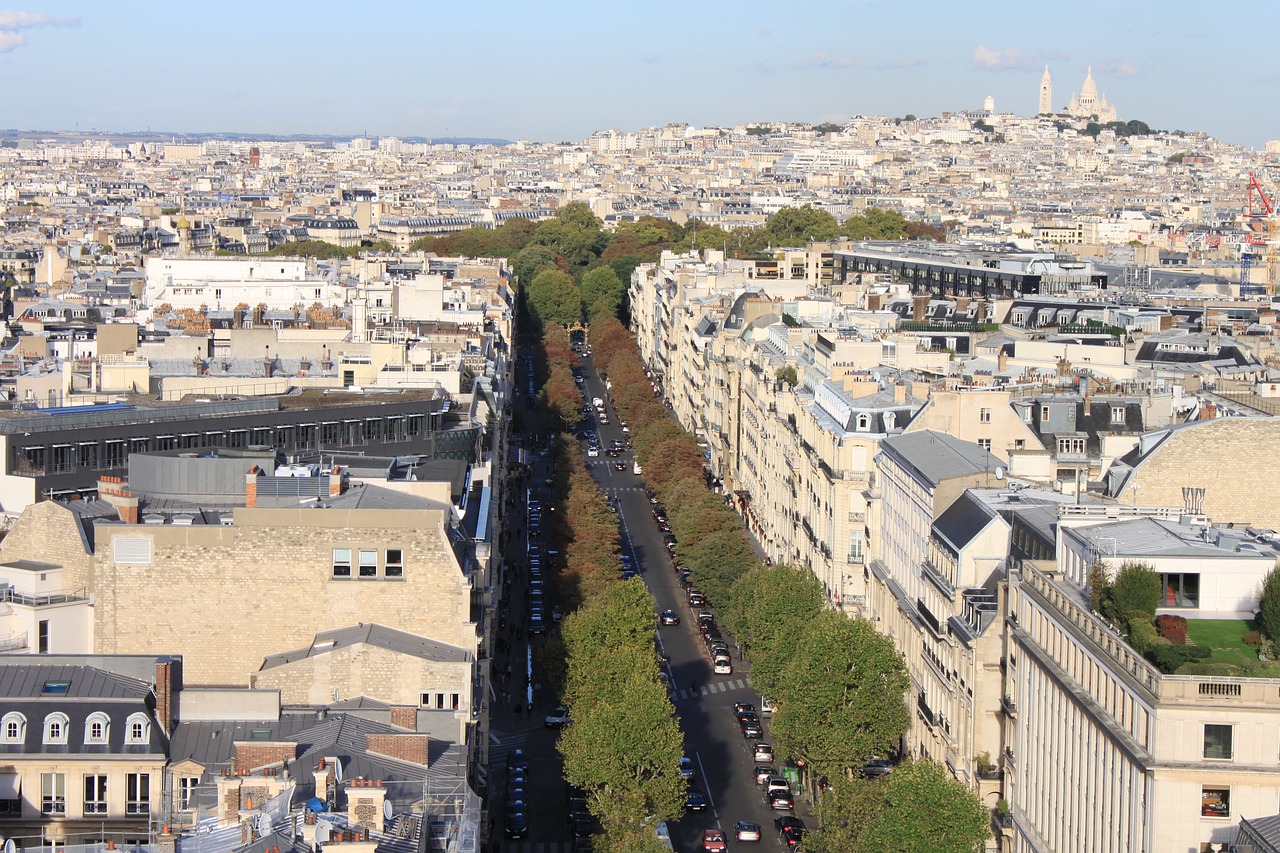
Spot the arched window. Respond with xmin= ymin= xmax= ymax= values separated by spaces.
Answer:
xmin=43 ymin=712 xmax=70 ymax=744
xmin=125 ymin=713 xmax=150 ymax=745
xmin=1 ymin=711 xmax=25 ymax=743
xmin=85 ymin=712 xmax=110 ymax=745
xmin=884 ymin=411 xmax=897 ymax=431
xmin=855 ymin=414 xmax=870 ymax=432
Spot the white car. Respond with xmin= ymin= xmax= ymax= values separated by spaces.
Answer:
xmin=753 ymin=742 xmax=774 ymax=763
xmin=587 ymin=446 xmax=599 ymax=457
xmin=545 ymin=706 xmax=571 ymax=728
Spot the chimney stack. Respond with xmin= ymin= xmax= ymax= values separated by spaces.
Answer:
xmin=912 ymin=294 xmax=929 ymax=322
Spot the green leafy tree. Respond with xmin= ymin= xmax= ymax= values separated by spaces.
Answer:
xmin=512 ymin=244 xmax=562 ymax=287
xmin=1258 ymin=565 xmax=1280 ymax=640
xmin=531 ymin=202 xmax=607 ymax=271
xmin=770 ymin=611 xmax=909 ymax=774
xmin=526 ymin=269 xmax=582 ymax=329
xmin=853 ymin=760 xmax=989 ymax=853
xmin=1109 ymin=561 xmax=1161 ymax=622
xmin=581 ymin=266 xmax=626 ymax=319
xmin=724 ymin=564 xmax=823 ymax=692
xmin=765 ymin=206 xmax=841 ymax=246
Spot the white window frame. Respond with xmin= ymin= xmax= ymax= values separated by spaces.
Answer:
xmin=125 ymin=713 xmax=149 ymax=745
xmin=43 ymin=712 xmax=69 ymax=745
xmin=84 ymin=712 xmax=110 ymax=745
xmin=0 ymin=712 xmax=25 ymax=743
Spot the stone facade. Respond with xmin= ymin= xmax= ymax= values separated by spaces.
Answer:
xmin=252 ymin=642 xmax=472 ymax=710
xmin=93 ymin=506 xmax=474 ymax=686
xmin=1119 ymin=417 xmax=1280 ymax=529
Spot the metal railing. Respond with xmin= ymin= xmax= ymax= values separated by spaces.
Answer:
xmin=1 ymin=586 xmax=88 ymax=607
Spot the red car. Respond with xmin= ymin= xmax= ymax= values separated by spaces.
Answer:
xmin=701 ymin=828 xmax=727 ymax=852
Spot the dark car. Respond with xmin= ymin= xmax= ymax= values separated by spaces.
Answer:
xmin=660 ymin=610 xmax=681 ymax=626
xmin=510 ymin=748 xmax=528 ymax=772
xmin=737 ymin=710 xmax=760 ymax=726
xmin=679 ymin=756 xmax=695 ymax=782
xmin=768 ymin=789 xmax=794 ymax=811
xmin=504 ymin=812 xmax=528 ymax=839
xmin=740 ymin=720 xmax=764 ymax=739
xmin=775 ymin=815 xmax=805 ymax=847
xmin=685 ymin=789 xmax=710 ymax=811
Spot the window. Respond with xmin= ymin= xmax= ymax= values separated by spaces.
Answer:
xmin=332 ymin=548 xmax=352 ymax=578
xmin=43 ymin=713 xmax=69 ymax=744
xmin=1014 ymin=439 xmax=1026 ymax=450
xmin=126 ymin=773 xmax=150 ymax=815
xmin=1162 ymin=573 xmax=1200 ymax=608
xmin=84 ymin=774 xmax=107 ymax=814
xmin=84 ymin=713 xmax=110 ymax=745
xmin=1040 ymin=405 xmax=1051 ymax=421
xmin=1058 ymin=437 xmax=1086 ymax=456
xmin=977 ymin=439 xmax=992 ymax=451
xmin=38 ymin=619 xmax=49 ymax=654
xmin=855 ymin=414 xmax=870 ymax=431
xmin=41 ymin=773 xmax=65 ymax=815
xmin=125 ymin=713 xmax=149 ymax=745
xmin=385 ymin=549 xmax=403 ymax=578
xmin=1 ymin=712 xmax=25 ymax=743
xmin=358 ymin=549 xmax=377 ymax=578
xmin=1204 ymin=724 xmax=1233 ymax=760
xmin=1202 ymin=785 xmax=1230 ymax=817
xmin=177 ymin=776 xmax=200 ymax=811
xmin=979 ymin=407 xmax=992 ymax=424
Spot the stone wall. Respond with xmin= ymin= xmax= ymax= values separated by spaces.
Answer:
xmin=252 ymin=643 xmax=471 ymax=708
xmin=0 ymin=500 xmax=95 ymax=590
xmin=1128 ymin=418 xmax=1280 ymax=529
xmin=93 ymin=507 xmax=474 ymax=686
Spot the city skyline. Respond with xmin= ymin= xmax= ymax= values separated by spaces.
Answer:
xmin=0 ymin=0 xmax=1274 ymax=147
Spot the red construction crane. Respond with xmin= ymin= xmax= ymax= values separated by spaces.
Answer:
xmin=1246 ymin=172 xmax=1278 ymax=295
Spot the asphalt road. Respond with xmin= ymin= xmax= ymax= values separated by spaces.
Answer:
xmin=496 ymin=351 xmax=802 ymax=853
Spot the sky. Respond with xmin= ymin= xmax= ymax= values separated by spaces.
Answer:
xmin=0 ymin=0 xmax=1274 ymax=147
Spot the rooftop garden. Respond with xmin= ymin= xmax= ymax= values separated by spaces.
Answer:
xmin=1090 ymin=561 xmax=1280 ymax=677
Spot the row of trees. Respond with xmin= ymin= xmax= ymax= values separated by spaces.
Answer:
xmin=529 ymin=326 xmax=684 ymax=853
xmin=586 ymin=314 xmax=988 ymax=852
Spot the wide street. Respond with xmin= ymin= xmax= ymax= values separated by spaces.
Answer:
xmin=493 ymin=349 xmax=807 ymax=853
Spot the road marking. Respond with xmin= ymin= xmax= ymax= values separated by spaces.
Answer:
xmin=694 ymin=751 xmax=721 ymax=822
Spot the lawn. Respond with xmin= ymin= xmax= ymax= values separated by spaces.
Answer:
xmin=1186 ymin=619 xmax=1259 ymax=669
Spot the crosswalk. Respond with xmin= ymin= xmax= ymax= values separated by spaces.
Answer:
xmin=674 ymin=675 xmax=752 ymax=700
xmin=501 ymin=843 xmax=575 ymax=853
xmin=488 ymin=726 xmax=534 ymax=766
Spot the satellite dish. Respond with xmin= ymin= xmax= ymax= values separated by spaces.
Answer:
xmin=3 ymin=838 xmax=15 ymax=853
xmin=383 ymin=800 xmax=393 ymax=821
xmin=255 ymin=813 xmax=272 ymax=838
xmin=995 ymin=467 xmax=1006 ymax=481
xmin=315 ymin=822 xmax=331 ymax=843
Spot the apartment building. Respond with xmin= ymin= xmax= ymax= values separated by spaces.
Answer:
xmin=143 ymin=257 xmax=349 ymax=311
xmin=0 ymin=658 xmax=173 ymax=849
xmin=1007 ymin=507 xmax=1280 ymax=853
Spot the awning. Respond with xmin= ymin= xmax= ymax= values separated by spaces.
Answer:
xmin=0 ymin=772 xmax=20 ymax=798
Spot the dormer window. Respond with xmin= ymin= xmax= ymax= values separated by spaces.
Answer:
xmin=125 ymin=713 xmax=149 ymax=745
xmin=884 ymin=411 xmax=897 ymax=431
xmin=85 ymin=712 xmax=110 ymax=745
xmin=43 ymin=712 xmax=70 ymax=744
xmin=1 ymin=712 xmax=25 ymax=743
xmin=856 ymin=414 xmax=871 ymax=432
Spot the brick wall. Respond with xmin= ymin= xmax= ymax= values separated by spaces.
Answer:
xmin=1129 ymin=418 xmax=1280 ymax=528
xmin=390 ymin=706 xmax=418 ymax=730
xmin=364 ymin=733 xmax=430 ymax=766
xmin=234 ymin=741 xmax=297 ymax=774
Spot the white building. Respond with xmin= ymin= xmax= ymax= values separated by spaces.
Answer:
xmin=143 ymin=257 xmax=349 ymax=311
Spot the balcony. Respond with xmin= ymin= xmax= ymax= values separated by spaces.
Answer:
xmin=0 ymin=631 xmax=28 ymax=652
xmin=0 ymin=586 xmax=88 ymax=607
xmin=1000 ymin=695 xmax=1017 ymax=717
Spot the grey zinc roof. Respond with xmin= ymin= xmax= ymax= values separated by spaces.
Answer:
xmin=259 ymin=623 xmax=471 ymax=672
xmin=932 ymin=492 xmax=997 ymax=552
xmin=0 ymin=663 xmax=153 ymax=700
xmin=322 ymin=483 xmax=450 ymax=511
xmin=880 ymin=430 xmax=998 ymax=488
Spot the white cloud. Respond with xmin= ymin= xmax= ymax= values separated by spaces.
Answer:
xmin=0 ymin=10 xmax=79 ymax=53
xmin=972 ymin=45 xmax=1033 ymax=71
xmin=1099 ymin=59 xmax=1139 ymax=78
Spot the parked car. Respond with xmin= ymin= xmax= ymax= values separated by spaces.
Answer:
xmin=765 ymin=776 xmax=790 ymax=796
xmin=714 ymin=656 xmax=733 ymax=675
xmin=734 ymin=702 xmax=757 ymax=716
xmin=737 ymin=710 xmax=759 ymax=726
xmin=587 ymin=446 xmax=599 ymax=457
xmin=688 ymin=592 xmax=706 ymax=607
xmin=660 ymin=610 xmax=681 ymax=626
xmin=753 ymin=764 xmax=775 ymax=786
xmin=679 ymin=756 xmax=695 ymax=782
xmin=701 ymin=829 xmax=727 ymax=852
xmin=754 ymin=742 xmax=775 ymax=763
xmin=504 ymin=812 xmax=528 ymax=840
xmin=740 ymin=719 xmax=763 ymax=739
xmin=545 ymin=706 xmax=571 ymax=728
xmin=510 ymin=748 xmax=529 ymax=773
xmin=768 ymin=789 xmax=795 ymax=811
xmin=734 ymin=821 xmax=762 ymax=842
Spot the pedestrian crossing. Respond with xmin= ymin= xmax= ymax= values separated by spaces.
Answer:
xmin=501 ymin=842 xmax=575 ymax=853
xmin=674 ymin=675 xmax=752 ymax=700
xmin=488 ymin=727 xmax=533 ymax=765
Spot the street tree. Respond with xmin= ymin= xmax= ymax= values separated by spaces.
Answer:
xmin=853 ymin=760 xmax=989 ymax=853
xmin=770 ymin=611 xmax=910 ymax=774
xmin=527 ymin=269 xmax=582 ymax=329
xmin=581 ymin=266 xmax=626 ymax=319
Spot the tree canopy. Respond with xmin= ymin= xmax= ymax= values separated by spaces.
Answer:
xmin=852 ymin=761 xmax=990 ymax=853
xmin=526 ymin=269 xmax=582 ymax=329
